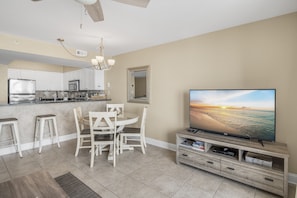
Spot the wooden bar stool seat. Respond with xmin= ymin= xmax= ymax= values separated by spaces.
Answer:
xmin=0 ymin=118 xmax=23 ymax=157
xmin=34 ymin=114 xmax=60 ymax=153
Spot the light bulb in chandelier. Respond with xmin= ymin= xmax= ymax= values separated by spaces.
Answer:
xmin=96 ymin=55 xmax=104 ymax=63
xmin=107 ymin=59 xmax=115 ymax=66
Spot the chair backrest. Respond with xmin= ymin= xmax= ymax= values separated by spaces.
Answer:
xmin=73 ymin=107 xmax=83 ymax=135
xmin=106 ymin=104 xmax=124 ymax=117
xmin=89 ymin=111 xmax=117 ymax=136
xmin=140 ymin=106 xmax=148 ymax=134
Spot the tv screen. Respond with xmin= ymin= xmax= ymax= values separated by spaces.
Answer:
xmin=189 ymin=89 xmax=276 ymax=142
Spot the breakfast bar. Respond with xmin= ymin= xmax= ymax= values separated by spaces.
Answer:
xmin=0 ymin=99 xmax=109 ymax=155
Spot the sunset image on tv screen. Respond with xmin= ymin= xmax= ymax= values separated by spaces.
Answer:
xmin=190 ymin=89 xmax=275 ymax=141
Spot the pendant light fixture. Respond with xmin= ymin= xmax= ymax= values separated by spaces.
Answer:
xmin=91 ymin=38 xmax=115 ymax=70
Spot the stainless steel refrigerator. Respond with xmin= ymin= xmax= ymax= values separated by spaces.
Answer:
xmin=8 ymin=79 xmax=36 ymax=104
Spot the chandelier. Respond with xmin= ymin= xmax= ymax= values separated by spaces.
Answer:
xmin=91 ymin=38 xmax=115 ymax=70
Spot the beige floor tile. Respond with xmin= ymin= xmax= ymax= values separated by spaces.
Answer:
xmin=214 ymin=179 xmax=255 ymax=198
xmin=149 ymin=174 xmax=183 ymax=197
xmin=106 ymin=176 xmax=168 ymax=198
xmin=0 ymin=171 xmax=10 ymax=183
xmin=288 ymin=183 xmax=297 ymax=198
xmin=185 ymin=169 xmax=223 ymax=195
xmin=128 ymin=163 xmax=167 ymax=185
xmin=172 ymin=184 xmax=214 ymax=198
xmin=163 ymin=164 xmax=194 ymax=186
xmin=254 ymin=188 xmax=282 ymax=198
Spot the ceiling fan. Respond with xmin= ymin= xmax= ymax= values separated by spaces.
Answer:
xmin=75 ymin=0 xmax=150 ymax=22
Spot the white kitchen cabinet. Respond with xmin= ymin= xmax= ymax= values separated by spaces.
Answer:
xmin=63 ymin=70 xmax=80 ymax=90
xmin=63 ymin=68 xmax=104 ymax=90
xmin=93 ymin=69 xmax=104 ymax=90
xmin=8 ymin=69 xmax=63 ymax=90
xmin=8 ymin=68 xmax=104 ymax=91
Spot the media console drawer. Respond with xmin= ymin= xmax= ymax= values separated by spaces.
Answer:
xmin=178 ymin=148 xmax=220 ymax=173
xmin=221 ymin=160 xmax=284 ymax=190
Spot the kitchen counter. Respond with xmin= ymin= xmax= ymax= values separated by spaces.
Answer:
xmin=0 ymin=98 xmax=111 ymax=106
xmin=0 ymin=100 xmax=108 ymax=155
xmin=35 ymin=98 xmax=110 ymax=104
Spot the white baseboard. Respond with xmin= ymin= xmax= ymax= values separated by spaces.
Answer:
xmin=145 ymin=137 xmax=176 ymax=151
xmin=289 ymin=173 xmax=297 ymax=185
xmin=1 ymin=135 xmax=296 ymax=185
xmin=0 ymin=133 xmax=76 ymax=156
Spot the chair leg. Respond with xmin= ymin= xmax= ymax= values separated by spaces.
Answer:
xmin=48 ymin=120 xmax=54 ymax=144
xmin=116 ymin=135 xmax=120 ymax=155
xmin=140 ymin=137 xmax=146 ymax=154
xmin=52 ymin=118 xmax=60 ymax=148
xmin=143 ymin=134 xmax=147 ymax=148
xmin=113 ymin=143 xmax=116 ymax=167
xmin=39 ymin=119 xmax=45 ymax=153
xmin=34 ymin=119 xmax=39 ymax=149
xmin=99 ymin=145 xmax=102 ymax=155
xmin=75 ymin=137 xmax=80 ymax=157
xmin=120 ymin=134 xmax=123 ymax=154
xmin=12 ymin=122 xmax=23 ymax=158
xmin=90 ymin=145 xmax=95 ymax=168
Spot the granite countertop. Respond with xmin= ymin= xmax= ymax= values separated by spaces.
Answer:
xmin=0 ymin=98 xmax=111 ymax=106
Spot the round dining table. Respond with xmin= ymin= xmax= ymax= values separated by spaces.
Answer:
xmin=83 ymin=112 xmax=139 ymax=131
xmin=116 ymin=112 xmax=139 ymax=132
xmin=84 ymin=112 xmax=139 ymax=161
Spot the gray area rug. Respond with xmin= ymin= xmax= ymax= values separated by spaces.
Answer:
xmin=55 ymin=172 xmax=101 ymax=198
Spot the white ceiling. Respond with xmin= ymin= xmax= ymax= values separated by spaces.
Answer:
xmin=0 ymin=0 xmax=297 ymax=67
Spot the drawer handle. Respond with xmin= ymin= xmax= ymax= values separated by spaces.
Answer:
xmin=227 ymin=167 xmax=235 ymax=171
xmin=207 ymin=161 xmax=214 ymax=164
xmin=264 ymin=177 xmax=274 ymax=182
xmin=182 ymin=153 xmax=188 ymax=157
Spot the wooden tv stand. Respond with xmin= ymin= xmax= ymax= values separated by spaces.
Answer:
xmin=176 ymin=130 xmax=289 ymax=197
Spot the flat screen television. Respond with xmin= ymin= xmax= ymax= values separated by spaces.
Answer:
xmin=189 ymin=89 xmax=276 ymax=142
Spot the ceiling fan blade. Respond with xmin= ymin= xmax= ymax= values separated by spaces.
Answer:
xmin=84 ymin=0 xmax=104 ymax=22
xmin=112 ymin=0 xmax=150 ymax=8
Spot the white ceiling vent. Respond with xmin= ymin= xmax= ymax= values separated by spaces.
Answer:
xmin=76 ymin=49 xmax=88 ymax=57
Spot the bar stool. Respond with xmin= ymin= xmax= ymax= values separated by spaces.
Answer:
xmin=0 ymin=118 xmax=23 ymax=157
xmin=34 ymin=114 xmax=60 ymax=153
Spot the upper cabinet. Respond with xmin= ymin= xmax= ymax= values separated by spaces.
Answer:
xmin=63 ymin=68 xmax=104 ymax=90
xmin=9 ymin=68 xmax=104 ymax=91
xmin=8 ymin=69 xmax=63 ymax=90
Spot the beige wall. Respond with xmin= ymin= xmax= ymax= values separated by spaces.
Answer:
xmin=106 ymin=12 xmax=297 ymax=173
xmin=0 ymin=65 xmax=8 ymax=103
xmin=9 ymin=60 xmax=63 ymax=72
xmin=0 ymin=33 xmax=95 ymax=61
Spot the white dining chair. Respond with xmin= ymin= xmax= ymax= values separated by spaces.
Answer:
xmin=106 ymin=104 xmax=124 ymax=118
xmin=89 ymin=111 xmax=117 ymax=168
xmin=119 ymin=106 xmax=148 ymax=154
xmin=73 ymin=107 xmax=91 ymax=157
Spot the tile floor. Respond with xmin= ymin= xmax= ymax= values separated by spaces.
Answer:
xmin=0 ymin=140 xmax=295 ymax=198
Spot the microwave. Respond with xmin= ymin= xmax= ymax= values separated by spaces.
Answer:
xmin=69 ymin=80 xmax=80 ymax=91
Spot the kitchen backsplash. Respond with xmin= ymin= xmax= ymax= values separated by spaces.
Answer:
xmin=36 ymin=90 xmax=105 ymax=101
